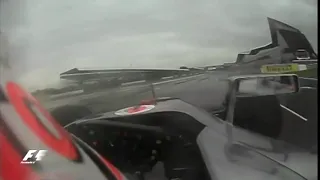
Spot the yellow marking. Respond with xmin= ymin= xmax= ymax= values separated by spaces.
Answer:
xmin=260 ymin=64 xmax=299 ymax=73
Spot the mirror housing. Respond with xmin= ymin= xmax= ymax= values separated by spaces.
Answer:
xmin=235 ymin=74 xmax=299 ymax=97
xmin=224 ymin=74 xmax=299 ymax=124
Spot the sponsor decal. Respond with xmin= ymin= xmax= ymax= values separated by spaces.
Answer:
xmin=260 ymin=64 xmax=299 ymax=73
xmin=114 ymin=105 xmax=155 ymax=116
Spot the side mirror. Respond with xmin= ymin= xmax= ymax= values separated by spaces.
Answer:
xmin=225 ymin=74 xmax=299 ymax=123
xmin=235 ymin=74 xmax=299 ymax=97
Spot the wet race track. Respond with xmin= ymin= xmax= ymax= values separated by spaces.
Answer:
xmin=42 ymin=72 xmax=229 ymax=113
xmin=40 ymin=71 xmax=317 ymax=150
xmin=42 ymin=72 xmax=317 ymax=120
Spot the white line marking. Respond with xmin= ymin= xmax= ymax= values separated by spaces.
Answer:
xmin=121 ymin=80 xmax=146 ymax=86
xmin=153 ymin=74 xmax=204 ymax=85
xmin=299 ymin=77 xmax=318 ymax=81
xmin=280 ymin=104 xmax=308 ymax=121
xmin=292 ymin=59 xmax=318 ymax=63
xmin=118 ymin=88 xmax=138 ymax=92
xmin=161 ymin=76 xmax=173 ymax=79
xmin=61 ymin=70 xmax=188 ymax=77
xmin=49 ymin=90 xmax=84 ymax=99
xmin=300 ymin=87 xmax=317 ymax=90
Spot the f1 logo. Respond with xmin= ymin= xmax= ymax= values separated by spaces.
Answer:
xmin=21 ymin=150 xmax=47 ymax=164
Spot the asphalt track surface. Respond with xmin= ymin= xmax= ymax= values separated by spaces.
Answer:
xmin=42 ymin=72 xmax=229 ymax=113
xmin=41 ymin=71 xmax=317 ymax=150
xmin=41 ymin=71 xmax=317 ymax=120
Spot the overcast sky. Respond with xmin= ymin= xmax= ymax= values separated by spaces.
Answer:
xmin=0 ymin=0 xmax=317 ymax=90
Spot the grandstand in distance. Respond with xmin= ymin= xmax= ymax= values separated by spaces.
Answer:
xmin=229 ymin=17 xmax=317 ymax=72
xmin=32 ymin=17 xmax=317 ymax=95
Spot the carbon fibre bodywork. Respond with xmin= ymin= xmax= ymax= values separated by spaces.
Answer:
xmin=65 ymin=97 xmax=317 ymax=180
